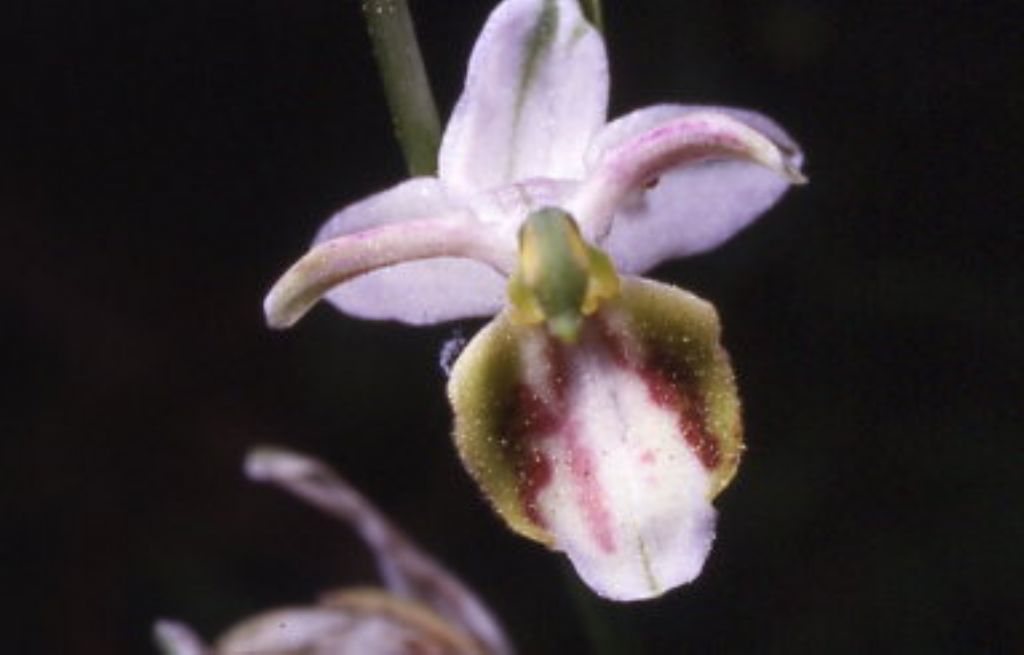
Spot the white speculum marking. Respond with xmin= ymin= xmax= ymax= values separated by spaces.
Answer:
xmin=526 ymin=327 xmax=717 ymax=600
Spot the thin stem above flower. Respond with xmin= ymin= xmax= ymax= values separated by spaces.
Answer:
xmin=577 ymin=0 xmax=604 ymax=33
xmin=361 ymin=0 xmax=442 ymax=175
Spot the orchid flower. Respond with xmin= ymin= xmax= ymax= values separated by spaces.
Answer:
xmin=264 ymin=0 xmax=804 ymax=601
xmin=155 ymin=449 xmax=513 ymax=655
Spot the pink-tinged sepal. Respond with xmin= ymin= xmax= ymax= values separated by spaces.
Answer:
xmin=448 ymin=278 xmax=742 ymax=600
xmin=264 ymin=212 xmax=515 ymax=329
xmin=570 ymin=106 xmax=805 ymax=273
xmin=276 ymin=178 xmax=516 ymax=327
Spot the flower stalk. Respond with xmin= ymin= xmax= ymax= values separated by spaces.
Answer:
xmin=578 ymin=0 xmax=604 ymax=33
xmin=361 ymin=0 xmax=442 ymax=175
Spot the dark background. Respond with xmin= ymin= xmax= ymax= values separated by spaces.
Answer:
xmin=2 ymin=1 xmax=1020 ymax=653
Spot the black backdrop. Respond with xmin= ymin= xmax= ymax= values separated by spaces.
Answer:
xmin=2 ymin=1 xmax=1020 ymax=652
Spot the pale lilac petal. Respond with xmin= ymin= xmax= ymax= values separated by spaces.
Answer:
xmin=267 ymin=179 xmax=513 ymax=327
xmin=572 ymin=104 xmax=805 ymax=273
xmin=325 ymin=256 xmax=506 ymax=325
xmin=438 ymin=0 xmax=608 ymax=193
xmin=153 ymin=620 xmax=209 ymax=655
xmin=265 ymin=217 xmax=512 ymax=328
xmin=463 ymin=176 xmax=579 ymax=241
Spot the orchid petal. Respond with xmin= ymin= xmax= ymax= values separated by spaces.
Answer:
xmin=265 ymin=218 xmax=511 ymax=328
xmin=438 ymin=0 xmax=608 ymax=193
xmin=571 ymin=105 xmax=805 ymax=273
xmin=299 ymin=178 xmax=512 ymax=325
xmin=448 ymin=278 xmax=743 ymax=600
xmin=265 ymin=183 xmax=517 ymax=328
xmin=246 ymin=448 xmax=513 ymax=655
xmin=153 ymin=620 xmax=209 ymax=655
xmin=464 ymin=176 xmax=579 ymax=239
xmin=215 ymin=607 xmax=352 ymax=654
xmin=319 ymin=590 xmax=486 ymax=655
xmin=214 ymin=599 xmax=482 ymax=655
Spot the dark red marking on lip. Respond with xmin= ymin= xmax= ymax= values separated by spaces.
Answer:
xmin=509 ymin=383 xmax=563 ymax=439
xmin=591 ymin=316 xmax=631 ymax=368
xmin=504 ymin=332 xmax=573 ymax=529
xmin=641 ymin=358 xmax=720 ymax=470
xmin=592 ymin=315 xmax=720 ymax=471
xmin=565 ymin=421 xmax=616 ymax=553
xmin=506 ymin=382 xmax=562 ymax=529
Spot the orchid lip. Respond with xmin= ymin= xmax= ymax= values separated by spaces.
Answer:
xmin=449 ymin=277 xmax=743 ymax=601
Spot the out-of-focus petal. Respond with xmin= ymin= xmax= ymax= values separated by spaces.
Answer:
xmin=572 ymin=105 xmax=805 ymax=273
xmin=246 ymin=448 xmax=513 ymax=655
xmin=265 ymin=182 xmax=517 ymax=327
xmin=438 ymin=0 xmax=608 ymax=193
xmin=320 ymin=589 xmax=484 ymax=655
xmin=448 ymin=278 xmax=743 ymax=600
xmin=214 ymin=600 xmax=481 ymax=655
xmin=215 ymin=607 xmax=353 ymax=654
xmin=154 ymin=620 xmax=209 ymax=655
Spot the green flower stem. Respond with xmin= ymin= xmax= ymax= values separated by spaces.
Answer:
xmin=360 ymin=0 xmax=442 ymax=176
xmin=562 ymin=563 xmax=639 ymax=655
xmin=578 ymin=0 xmax=605 ymax=33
